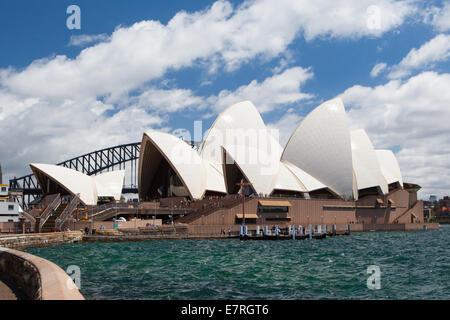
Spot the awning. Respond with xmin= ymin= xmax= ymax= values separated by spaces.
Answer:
xmin=376 ymin=198 xmax=384 ymax=205
xmin=388 ymin=198 xmax=395 ymax=204
xmin=323 ymin=205 xmax=355 ymax=208
xmin=258 ymin=200 xmax=292 ymax=207
xmin=235 ymin=213 xmax=259 ymax=219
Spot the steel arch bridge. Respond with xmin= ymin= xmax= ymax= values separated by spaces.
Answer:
xmin=9 ymin=142 xmax=141 ymax=207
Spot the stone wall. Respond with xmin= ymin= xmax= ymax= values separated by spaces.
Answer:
xmin=0 ymin=231 xmax=82 ymax=250
xmin=0 ymin=247 xmax=84 ymax=300
xmin=61 ymin=219 xmax=163 ymax=232
xmin=362 ymin=222 xmax=438 ymax=231
xmin=189 ymin=198 xmax=358 ymax=227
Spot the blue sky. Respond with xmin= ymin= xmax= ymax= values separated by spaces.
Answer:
xmin=0 ymin=0 xmax=449 ymax=198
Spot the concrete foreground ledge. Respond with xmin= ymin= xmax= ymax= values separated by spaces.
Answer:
xmin=0 ymin=247 xmax=84 ymax=300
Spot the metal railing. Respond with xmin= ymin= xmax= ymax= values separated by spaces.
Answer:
xmin=55 ymin=194 xmax=81 ymax=231
xmin=20 ymin=210 xmax=36 ymax=224
xmin=38 ymin=194 xmax=61 ymax=229
xmin=91 ymin=207 xmax=121 ymax=221
xmin=175 ymin=197 xmax=244 ymax=224
xmin=392 ymin=200 xmax=419 ymax=223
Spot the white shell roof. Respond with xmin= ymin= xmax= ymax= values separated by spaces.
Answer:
xmin=351 ymin=129 xmax=388 ymax=195
xmin=204 ymin=160 xmax=227 ymax=194
xmin=201 ymin=101 xmax=267 ymax=165
xmin=375 ymin=149 xmax=404 ymax=187
xmin=282 ymin=160 xmax=326 ymax=192
xmin=93 ymin=170 xmax=125 ymax=201
xmin=222 ymin=142 xmax=281 ymax=195
xmin=142 ymin=131 xmax=206 ymax=199
xmin=281 ymin=98 xmax=355 ymax=199
xmin=30 ymin=163 xmax=98 ymax=205
xmin=273 ymin=161 xmax=307 ymax=193
xmin=200 ymin=101 xmax=283 ymax=195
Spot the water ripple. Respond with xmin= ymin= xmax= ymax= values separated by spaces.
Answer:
xmin=26 ymin=226 xmax=450 ymax=300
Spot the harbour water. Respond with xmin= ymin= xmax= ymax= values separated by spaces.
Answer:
xmin=26 ymin=226 xmax=449 ymax=300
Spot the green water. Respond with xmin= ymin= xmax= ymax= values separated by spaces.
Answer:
xmin=26 ymin=226 xmax=449 ymax=300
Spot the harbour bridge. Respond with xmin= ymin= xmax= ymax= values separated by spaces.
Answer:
xmin=9 ymin=140 xmax=201 ymax=208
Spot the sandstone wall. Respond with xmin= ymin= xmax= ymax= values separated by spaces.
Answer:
xmin=0 ymin=247 xmax=84 ymax=300
xmin=0 ymin=231 xmax=82 ymax=250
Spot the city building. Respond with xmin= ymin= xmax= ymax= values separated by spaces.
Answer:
xmin=0 ymin=184 xmax=20 ymax=223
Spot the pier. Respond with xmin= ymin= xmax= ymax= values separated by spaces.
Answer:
xmin=238 ymin=224 xmax=351 ymax=241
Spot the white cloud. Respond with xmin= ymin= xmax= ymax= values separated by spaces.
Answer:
xmin=425 ymin=2 xmax=450 ymax=32
xmin=131 ymin=88 xmax=204 ymax=113
xmin=207 ymin=67 xmax=313 ymax=113
xmin=2 ymin=0 xmax=417 ymax=100
xmin=68 ymin=34 xmax=110 ymax=47
xmin=340 ymin=71 xmax=450 ymax=198
xmin=370 ymin=62 xmax=387 ymax=77
xmin=267 ymin=110 xmax=303 ymax=148
xmin=388 ymin=34 xmax=450 ymax=79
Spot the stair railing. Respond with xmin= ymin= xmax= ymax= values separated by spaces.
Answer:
xmin=392 ymin=200 xmax=418 ymax=224
xmin=55 ymin=193 xmax=81 ymax=231
xmin=90 ymin=207 xmax=119 ymax=220
xmin=36 ymin=194 xmax=61 ymax=232
xmin=20 ymin=210 xmax=36 ymax=224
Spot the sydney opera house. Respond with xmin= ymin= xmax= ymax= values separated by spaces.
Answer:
xmin=137 ymin=98 xmax=424 ymax=230
xmin=28 ymin=97 xmax=424 ymax=232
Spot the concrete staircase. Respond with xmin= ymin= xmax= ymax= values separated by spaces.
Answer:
xmin=174 ymin=197 xmax=244 ymax=224
xmin=392 ymin=200 xmax=419 ymax=224
xmin=41 ymin=203 xmax=68 ymax=233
